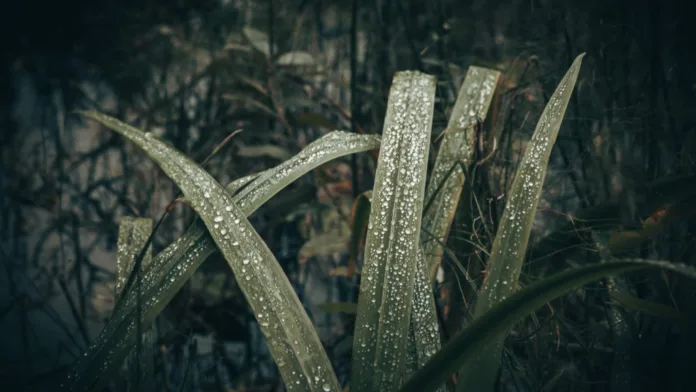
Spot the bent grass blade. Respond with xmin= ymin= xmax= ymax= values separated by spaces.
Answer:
xmin=65 ymin=111 xmax=380 ymax=391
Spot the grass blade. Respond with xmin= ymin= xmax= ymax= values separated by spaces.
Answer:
xmin=65 ymin=112 xmax=379 ymax=391
xmin=405 ymin=248 xmax=443 ymax=389
xmin=457 ymin=53 xmax=585 ymax=392
xmin=350 ymin=71 xmax=435 ymax=392
xmin=115 ymin=217 xmax=155 ymax=392
xmin=422 ymin=67 xmax=500 ymax=282
xmin=352 ymin=193 xmax=444 ymax=390
xmin=400 ymin=259 xmax=696 ymax=392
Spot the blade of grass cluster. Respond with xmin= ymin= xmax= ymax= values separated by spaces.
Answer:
xmin=399 ymin=258 xmax=696 ymax=392
xmin=115 ymin=217 xmax=155 ymax=392
xmin=65 ymin=111 xmax=380 ymax=391
xmin=422 ymin=66 xmax=500 ymax=282
xmin=457 ymin=54 xmax=585 ymax=392
xmin=80 ymin=111 xmax=340 ymax=391
xmin=350 ymin=71 xmax=435 ymax=392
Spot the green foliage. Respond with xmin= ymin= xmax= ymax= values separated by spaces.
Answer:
xmin=116 ymin=218 xmax=155 ymax=392
xmin=64 ymin=54 xmax=696 ymax=392
xmin=456 ymin=53 xmax=585 ymax=392
xmin=399 ymin=259 xmax=696 ymax=392
xmin=63 ymin=114 xmax=379 ymax=391
xmin=350 ymin=71 xmax=435 ymax=392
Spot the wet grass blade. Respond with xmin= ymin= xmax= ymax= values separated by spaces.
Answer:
xmin=422 ymin=67 xmax=500 ymax=282
xmin=400 ymin=259 xmax=696 ymax=392
xmin=352 ymin=193 xmax=444 ymax=390
xmin=350 ymin=71 xmax=435 ymax=392
xmin=65 ymin=111 xmax=380 ymax=391
xmin=457 ymin=54 xmax=585 ymax=392
xmin=115 ymin=217 xmax=155 ymax=392
xmin=404 ymin=247 xmax=444 ymax=391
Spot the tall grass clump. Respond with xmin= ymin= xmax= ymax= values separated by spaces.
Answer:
xmin=61 ymin=53 xmax=696 ymax=392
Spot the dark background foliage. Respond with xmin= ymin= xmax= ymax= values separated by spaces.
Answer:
xmin=1 ymin=0 xmax=695 ymax=391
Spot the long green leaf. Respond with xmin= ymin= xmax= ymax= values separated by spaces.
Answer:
xmin=399 ymin=259 xmax=696 ymax=392
xmin=64 ymin=112 xmax=380 ymax=391
xmin=115 ymin=217 xmax=155 ymax=392
xmin=354 ymin=194 xmax=444 ymax=391
xmin=351 ymin=71 xmax=435 ymax=392
xmin=457 ymin=53 xmax=585 ymax=392
xmin=405 ymin=249 xmax=443 ymax=379
xmin=422 ymin=66 xmax=500 ymax=282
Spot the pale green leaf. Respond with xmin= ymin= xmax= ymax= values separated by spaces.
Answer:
xmin=351 ymin=71 xmax=436 ymax=392
xmin=116 ymin=217 xmax=155 ymax=392
xmin=351 ymin=192 xmax=443 ymax=390
xmin=457 ymin=54 xmax=585 ymax=392
xmin=405 ymin=248 xmax=443 ymax=391
xmin=242 ymin=26 xmax=272 ymax=57
xmin=277 ymin=51 xmax=316 ymax=66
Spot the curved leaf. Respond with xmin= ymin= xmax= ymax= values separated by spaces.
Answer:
xmin=457 ymin=54 xmax=585 ymax=392
xmin=64 ymin=112 xmax=380 ymax=391
xmin=351 ymin=71 xmax=435 ymax=392
xmin=399 ymin=259 xmax=696 ymax=392
xmin=242 ymin=26 xmax=271 ymax=57
xmin=75 ymin=111 xmax=339 ymax=391
xmin=277 ymin=51 xmax=316 ymax=67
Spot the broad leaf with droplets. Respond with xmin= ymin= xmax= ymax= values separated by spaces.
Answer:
xmin=65 ymin=111 xmax=379 ymax=391
xmin=400 ymin=258 xmax=696 ymax=392
xmin=422 ymin=66 xmax=500 ymax=282
xmin=350 ymin=71 xmax=435 ymax=392
xmin=456 ymin=53 xmax=585 ymax=392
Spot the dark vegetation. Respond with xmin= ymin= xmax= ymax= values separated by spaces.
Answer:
xmin=1 ymin=0 xmax=695 ymax=391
